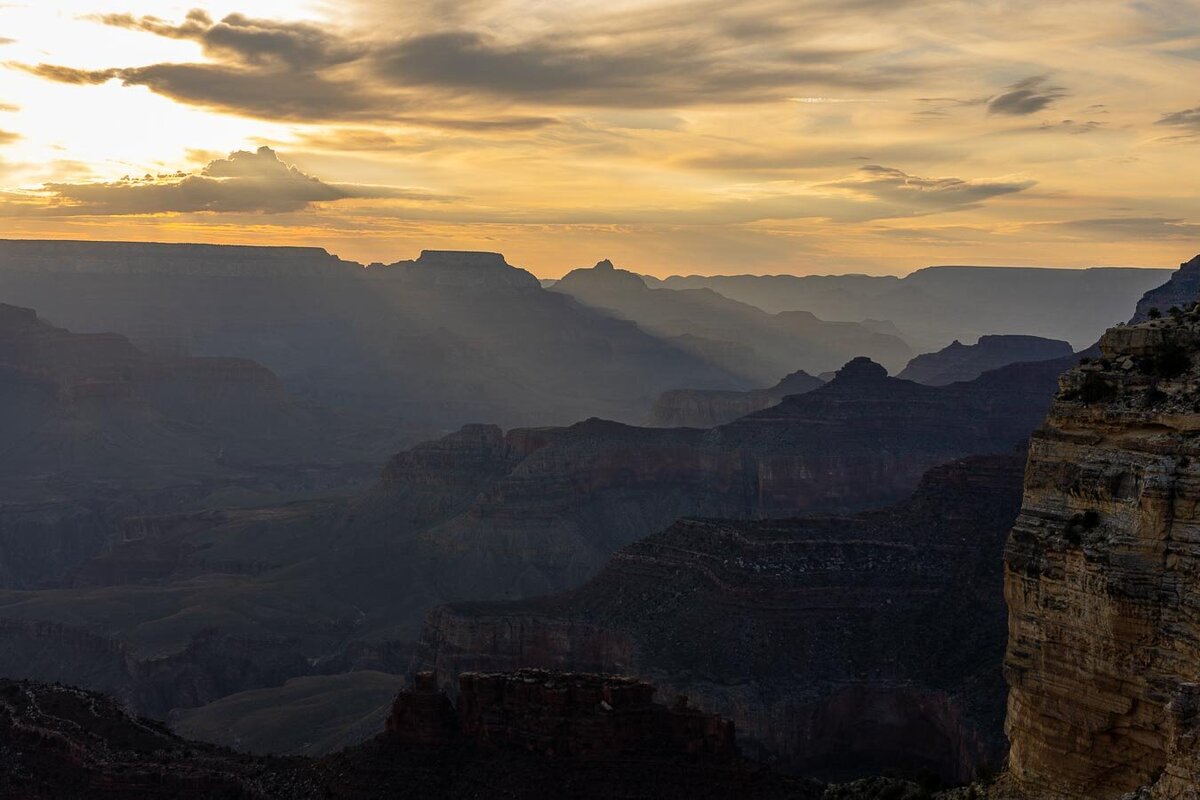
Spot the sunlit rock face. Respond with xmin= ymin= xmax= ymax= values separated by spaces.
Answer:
xmin=1003 ymin=308 xmax=1200 ymax=799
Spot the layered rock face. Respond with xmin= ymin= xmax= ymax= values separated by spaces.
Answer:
xmin=406 ymin=356 xmax=1060 ymax=606
xmin=1132 ymin=254 xmax=1200 ymax=322
xmin=1003 ymin=309 xmax=1200 ymax=799
xmin=649 ymin=369 xmax=825 ymax=427
xmin=552 ymin=258 xmax=913 ymax=382
xmin=898 ymin=335 xmax=1073 ymax=386
xmin=415 ymin=454 xmax=1026 ymax=782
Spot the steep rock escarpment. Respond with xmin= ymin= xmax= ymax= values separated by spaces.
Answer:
xmin=898 ymin=335 xmax=1073 ymax=386
xmin=1132 ymin=254 xmax=1200 ymax=322
xmin=649 ymin=369 xmax=825 ymax=427
xmin=1003 ymin=309 xmax=1200 ymax=799
xmin=415 ymin=455 xmax=1026 ymax=783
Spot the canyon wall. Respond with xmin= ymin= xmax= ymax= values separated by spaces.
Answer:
xmin=415 ymin=454 xmax=1026 ymax=782
xmin=1003 ymin=308 xmax=1200 ymax=798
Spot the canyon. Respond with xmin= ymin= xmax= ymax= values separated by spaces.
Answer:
xmin=414 ymin=454 xmax=1025 ymax=783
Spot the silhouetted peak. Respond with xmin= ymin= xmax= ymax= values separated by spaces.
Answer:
xmin=595 ymin=259 xmax=616 ymax=270
xmin=0 ymin=303 xmax=39 ymax=331
xmin=831 ymin=357 xmax=889 ymax=383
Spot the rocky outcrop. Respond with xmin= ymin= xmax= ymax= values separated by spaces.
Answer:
xmin=1002 ymin=307 xmax=1200 ymax=799
xmin=415 ymin=454 xmax=1026 ymax=783
xmin=0 ymin=676 xmax=837 ymax=798
xmin=1132 ymin=254 xmax=1200 ymax=322
xmin=553 ymin=259 xmax=913 ymax=382
xmin=898 ymin=335 xmax=1073 ymax=386
xmin=649 ymin=369 xmax=825 ymax=427
xmin=387 ymin=669 xmax=737 ymax=761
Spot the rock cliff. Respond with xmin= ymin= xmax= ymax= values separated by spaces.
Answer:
xmin=414 ymin=454 xmax=1026 ymax=783
xmin=1132 ymin=254 xmax=1200 ymax=322
xmin=1003 ymin=307 xmax=1200 ymax=798
xmin=649 ymin=369 xmax=825 ymax=427
xmin=898 ymin=335 xmax=1073 ymax=386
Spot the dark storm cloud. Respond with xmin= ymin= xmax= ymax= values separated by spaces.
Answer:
xmin=6 ymin=146 xmax=429 ymax=216
xmin=987 ymin=76 xmax=1068 ymax=116
xmin=826 ymin=165 xmax=1034 ymax=211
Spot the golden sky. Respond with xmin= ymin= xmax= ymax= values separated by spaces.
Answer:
xmin=1 ymin=0 xmax=1199 ymax=276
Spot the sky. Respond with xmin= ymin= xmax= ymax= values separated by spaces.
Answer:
xmin=0 ymin=1 xmax=1199 ymax=277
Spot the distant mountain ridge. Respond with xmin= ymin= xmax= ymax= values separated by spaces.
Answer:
xmin=552 ymin=258 xmax=912 ymax=381
xmin=650 ymin=265 xmax=1171 ymax=351
xmin=0 ymin=240 xmax=744 ymax=443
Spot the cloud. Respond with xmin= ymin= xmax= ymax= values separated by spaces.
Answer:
xmin=18 ymin=11 xmax=385 ymax=121
xmin=1037 ymin=216 xmax=1200 ymax=240
xmin=824 ymin=165 xmax=1034 ymax=212
xmin=1157 ymin=106 xmax=1200 ymax=136
xmin=0 ymin=129 xmax=18 ymax=145
xmin=0 ymin=37 xmax=15 ymax=46
xmin=374 ymin=30 xmax=909 ymax=107
xmin=16 ymin=5 xmax=928 ymax=120
xmin=987 ymin=76 xmax=1068 ymax=116
xmin=4 ymin=146 xmax=431 ymax=216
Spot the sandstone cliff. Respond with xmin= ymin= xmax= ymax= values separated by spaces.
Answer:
xmin=1003 ymin=308 xmax=1200 ymax=798
xmin=415 ymin=454 xmax=1026 ymax=783
xmin=649 ymin=369 xmax=825 ymax=427
xmin=898 ymin=335 xmax=1073 ymax=386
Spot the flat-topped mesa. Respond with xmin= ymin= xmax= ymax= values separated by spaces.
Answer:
xmin=386 ymin=669 xmax=736 ymax=761
xmin=0 ymin=238 xmax=355 ymax=276
xmin=383 ymin=250 xmax=542 ymax=290
xmin=1002 ymin=305 xmax=1200 ymax=799
xmin=898 ymin=334 xmax=1074 ymax=386
xmin=1131 ymin=253 xmax=1200 ymax=322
